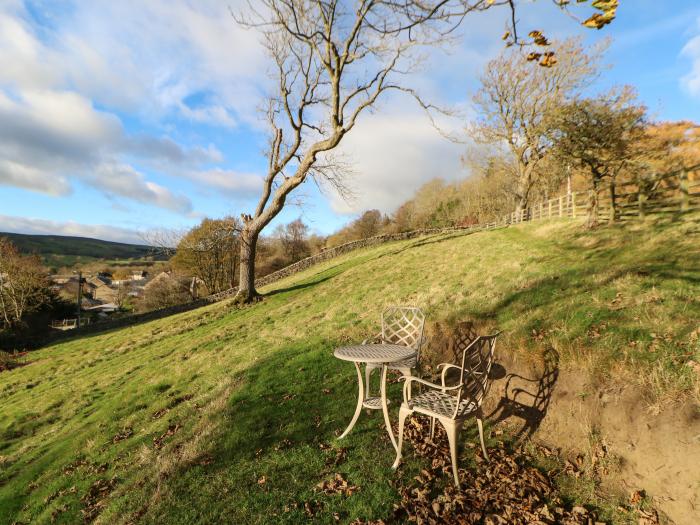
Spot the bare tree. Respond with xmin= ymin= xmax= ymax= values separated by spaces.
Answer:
xmin=0 ymin=237 xmax=51 ymax=329
xmin=232 ymin=0 xmax=619 ymax=302
xmin=141 ymin=272 xmax=192 ymax=312
xmin=114 ymin=282 xmax=132 ymax=310
xmin=172 ymin=217 xmax=242 ymax=294
xmin=471 ymin=38 xmax=606 ymax=214
xmin=275 ymin=218 xmax=311 ymax=262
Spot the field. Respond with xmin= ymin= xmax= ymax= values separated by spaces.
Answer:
xmin=0 ymin=232 xmax=166 ymax=270
xmin=1 ymin=219 xmax=698 ymax=524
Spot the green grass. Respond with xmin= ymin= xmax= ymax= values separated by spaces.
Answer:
xmin=0 ymin=232 xmax=167 ymax=268
xmin=1 ymin=232 xmax=156 ymax=258
xmin=0 ymin=219 xmax=698 ymax=524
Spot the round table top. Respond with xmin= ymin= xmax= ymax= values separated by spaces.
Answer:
xmin=334 ymin=344 xmax=416 ymax=364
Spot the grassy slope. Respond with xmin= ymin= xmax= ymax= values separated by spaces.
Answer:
xmin=1 ymin=219 xmax=698 ymax=524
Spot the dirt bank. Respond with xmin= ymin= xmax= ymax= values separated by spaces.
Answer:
xmin=484 ymin=349 xmax=700 ymax=524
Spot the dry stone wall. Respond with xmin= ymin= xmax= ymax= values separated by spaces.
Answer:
xmin=207 ymin=226 xmax=466 ymax=302
xmin=32 ymin=223 xmax=505 ymax=349
xmin=21 ymin=175 xmax=700 ymax=350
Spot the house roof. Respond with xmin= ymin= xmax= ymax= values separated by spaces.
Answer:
xmin=86 ymin=276 xmax=110 ymax=288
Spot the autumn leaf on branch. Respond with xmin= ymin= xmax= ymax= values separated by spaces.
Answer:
xmin=583 ymin=12 xmax=615 ymax=29
xmin=529 ymin=30 xmax=550 ymax=46
xmin=583 ymin=0 xmax=618 ymax=29
xmin=539 ymin=51 xmax=557 ymax=68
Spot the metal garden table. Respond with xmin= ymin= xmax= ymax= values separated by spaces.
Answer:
xmin=334 ymin=344 xmax=417 ymax=450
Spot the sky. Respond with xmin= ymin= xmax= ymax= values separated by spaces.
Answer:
xmin=1 ymin=0 xmax=700 ymax=244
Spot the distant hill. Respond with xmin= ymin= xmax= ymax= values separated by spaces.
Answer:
xmin=0 ymin=232 xmax=161 ymax=261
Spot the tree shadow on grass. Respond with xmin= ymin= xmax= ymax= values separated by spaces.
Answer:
xmin=374 ymin=229 xmax=481 ymax=260
xmin=469 ymin=246 xmax=700 ymax=328
xmin=265 ymin=274 xmax=336 ymax=296
xmin=265 ymin=230 xmax=480 ymax=299
xmin=141 ymin=341 xmax=408 ymax=524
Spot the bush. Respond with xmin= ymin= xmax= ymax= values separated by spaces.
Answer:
xmin=0 ymin=350 xmax=28 ymax=372
xmin=140 ymin=273 xmax=192 ymax=312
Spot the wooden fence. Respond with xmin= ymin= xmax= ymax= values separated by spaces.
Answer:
xmin=50 ymin=318 xmax=91 ymax=331
xmin=506 ymin=164 xmax=700 ymax=225
xmin=598 ymin=164 xmax=700 ymax=221
xmin=505 ymin=192 xmax=580 ymax=224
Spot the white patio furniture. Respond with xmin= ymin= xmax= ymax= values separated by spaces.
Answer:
xmin=334 ymin=343 xmax=417 ymax=450
xmin=362 ymin=306 xmax=425 ymax=400
xmin=392 ymin=333 xmax=499 ymax=485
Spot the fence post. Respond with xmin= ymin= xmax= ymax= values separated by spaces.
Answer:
xmin=548 ymin=200 xmax=552 ymax=218
xmin=680 ymin=168 xmax=689 ymax=211
xmin=638 ymin=190 xmax=646 ymax=220
xmin=558 ymin=196 xmax=563 ymax=217
xmin=571 ymin=193 xmax=577 ymax=218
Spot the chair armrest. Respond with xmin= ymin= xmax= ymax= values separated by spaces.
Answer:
xmin=438 ymin=363 xmax=462 ymax=390
xmin=437 ymin=363 xmax=461 ymax=371
xmin=399 ymin=375 xmax=461 ymax=404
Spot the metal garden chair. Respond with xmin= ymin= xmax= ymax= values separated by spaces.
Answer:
xmin=362 ymin=306 xmax=425 ymax=399
xmin=392 ymin=333 xmax=499 ymax=485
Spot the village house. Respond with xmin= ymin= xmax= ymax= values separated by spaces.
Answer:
xmin=85 ymin=276 xmax=117 ymax=303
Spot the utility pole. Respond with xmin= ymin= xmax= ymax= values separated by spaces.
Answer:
xmin=76 ymin=271 xmax=83 ymax=329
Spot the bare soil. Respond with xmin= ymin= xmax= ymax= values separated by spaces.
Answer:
xmin=486 ymin=350 xmax=700 ymax=525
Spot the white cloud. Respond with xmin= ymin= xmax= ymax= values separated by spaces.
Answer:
xmin=122 ymin=136 xmax=223 ymax=166
xmin=18 ymin=0 xmax=266 ymax=125
xmin=0 ymin=214 xmax=145 ymax=244
xmin=0 ymin=8 xmax=60 ymax=91
xmin=188 ymin=168 xmax=263 ymax=197
xmin=0 ymin=1 xmax=262 ymax=214
xmin=0 ymin=89 xmax=121 ymax=166
xmin=87 ymin=163 xmax=192 ymax=214
xmin=0 ymin=159 xmax=70 ymax=196
xmin=681 ymin=20 xmax=700 ymax=97
xmin=0 ymin=89 xmax=194 ymax=212
xmin=180 ymin=104 xmax=237 ymax=128
xmin=331 ymin=106 xmax=465 ymax=215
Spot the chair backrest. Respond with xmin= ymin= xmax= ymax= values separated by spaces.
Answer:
xmin=455 ymin=333 xmax=499 ymax=412
xmin=381 ymin=306 xmax=425 ymax=356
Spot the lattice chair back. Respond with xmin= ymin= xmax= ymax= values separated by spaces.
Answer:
xmin=455 ymin=333 xmax=499 ymax=415
xmin=381 ymin=306 xmax=425 ymax=355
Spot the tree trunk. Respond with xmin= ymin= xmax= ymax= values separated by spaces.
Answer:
xmin=587 ymin=181 xmax=600 ymax=229
xmin=235 ymin=227 xmax=261 ymax=303
xmin=514 ymin=178 xmax=528 ymax=215
xmin=608 ymin=177 xmax=617 ymax=225
xmin=514 ymin=162 xmax=534 ymax=218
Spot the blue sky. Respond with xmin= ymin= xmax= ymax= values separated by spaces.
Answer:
xmin=1 ymin=0 xmax=699 ymax=244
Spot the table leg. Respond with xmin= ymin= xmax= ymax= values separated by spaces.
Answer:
xmin=338 ymin=361 xmax=364 ymax=440
xmin=380 ymin=364 xmax=398 ymax=451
